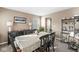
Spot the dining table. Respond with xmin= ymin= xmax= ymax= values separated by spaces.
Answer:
xmin=14 ymin=32 xmax=49 ymax=52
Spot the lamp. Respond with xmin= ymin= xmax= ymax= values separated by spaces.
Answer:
xmin=70 ymin=32 xmax=74 ymax=37
xmin=7 ymin=20 xmax=13 ymax=32
xmin=28 ymin=22 xmax=32 ymax=29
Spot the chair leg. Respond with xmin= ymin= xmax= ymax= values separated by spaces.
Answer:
xmin=48 ymin=47 xmax=50 ymax=52
xmin=53 ymin=47 xmax=55 ymax=52
xmin=46 ymin=47 xmax=48 ymax=52
xmin=52 ymin=44 xmax=55 ymax=52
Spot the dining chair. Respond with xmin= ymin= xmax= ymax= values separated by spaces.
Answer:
xmin=49 ymin=32 xmax=55 ymax=52
xmin=39 ymin=34 xmax=50 ymax=52
xmin=9 ymin=32 xmax=17 ymax=52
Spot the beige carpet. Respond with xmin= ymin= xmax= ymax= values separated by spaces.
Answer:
xmin=0 ymin=39 xmax=75 ymax=52
xmin=0 ymin=44 xmax=12 ymax=52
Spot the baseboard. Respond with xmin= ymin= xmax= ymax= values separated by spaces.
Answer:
xmin=0 ymin=42 xmax=8 ymax=45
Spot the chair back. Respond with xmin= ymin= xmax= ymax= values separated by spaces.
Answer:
xmin=40 ymin=34 xmax=49 ymax=47
xmin=49 ymin=32 xmax=55 ymax=42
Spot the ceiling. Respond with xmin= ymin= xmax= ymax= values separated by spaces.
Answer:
xmin=4 ymin=7 xmax=71 ymax=16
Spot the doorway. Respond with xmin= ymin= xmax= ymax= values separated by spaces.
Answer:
xmin=45 ymin=18 xmax=52 ymax=33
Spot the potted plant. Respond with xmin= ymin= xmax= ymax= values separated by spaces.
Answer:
xmin=38 ymin=27 xmax=44 ymax=32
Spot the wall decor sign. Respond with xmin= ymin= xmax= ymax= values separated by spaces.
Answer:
xmin=14 ymin=16 xmax=27 ymax=24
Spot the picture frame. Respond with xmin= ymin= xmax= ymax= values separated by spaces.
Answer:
xmin=14 ymin=16 xmax=27 ymax=24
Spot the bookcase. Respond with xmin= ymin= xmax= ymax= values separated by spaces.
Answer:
xmin=61 ymin=17 xmax=75 ymax=43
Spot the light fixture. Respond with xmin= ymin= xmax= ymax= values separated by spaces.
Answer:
xmin=7 ymin=21 xmax=13 ymax=27
xmin=28 ymin=22 xmax=32 ymax=26
xmin=28 ymin=22 xmax=32 ymax=29
xmin=7 ymin=20 xmax=13 ymax=32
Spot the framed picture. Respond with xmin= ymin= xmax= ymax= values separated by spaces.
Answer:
xmin=14 ymin=16 xmax=27 ymax=24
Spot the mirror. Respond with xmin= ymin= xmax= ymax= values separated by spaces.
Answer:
xmin=45 ymin=18 xmax=52 ymax=33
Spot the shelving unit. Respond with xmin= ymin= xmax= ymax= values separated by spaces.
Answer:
xmin=69 ymin=16 xmax=79 ymax=51
xmin=61 ymin=16 xmax=79 ymax=51
xmin=61 ymin=18 xmax=75 ymax=43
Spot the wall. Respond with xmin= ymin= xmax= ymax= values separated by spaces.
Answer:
xmin=41 ymin=7 xmax=79 ymax=37
xmin=1 ymin=7 xmax=79 ymax=43
xmin=0 ymin=7 xmax=39 ymax=43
